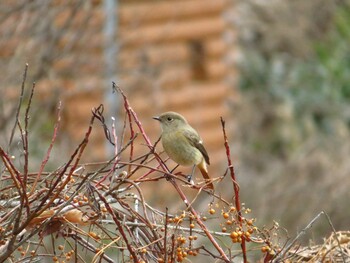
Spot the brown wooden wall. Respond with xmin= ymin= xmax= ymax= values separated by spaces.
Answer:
xmin=0 ymin=0 xmax=237 ymax=170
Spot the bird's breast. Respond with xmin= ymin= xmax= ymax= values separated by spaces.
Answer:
xmin=162 ymin=130 xmax=202 ymax=166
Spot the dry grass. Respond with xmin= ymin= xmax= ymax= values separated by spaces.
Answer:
xmin=286 ymin=231 xmax=350 ymax=262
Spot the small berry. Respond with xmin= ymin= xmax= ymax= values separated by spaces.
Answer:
xmin=176 ymin=256 xmax=183 ymax=262
xmin=226 ymin=220 xmax=233 ymax=225
xmin=246 ymin=219 xmax=254 ymax=226
xmin=230 ymin=231 xmax=238 ymax=238
xmin=222 ymin=212 xmax=229 ymax=219
xmin=89 ymin=232 xmax=98 ymax=239
xmin=90 ymin=211 xmax=97 ymax=217
xmin=261 ymin=246 xmax=270 ymax=253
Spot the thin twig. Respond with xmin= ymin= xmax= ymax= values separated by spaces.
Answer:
xmin=221 ymin=117 xmax=247 ymax=263
xmin=29 ymin=101 xmax=61 ymax=196
xmin=7 ymin=64 xmax=28 ymax=152
xmin=23 ymin=82 xmax=35 ymax=191
xmin=95 ymin=189 xmax=138 ymax=263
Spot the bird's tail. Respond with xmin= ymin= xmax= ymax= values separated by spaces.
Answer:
xmin=198 ymin=160 xmax=214 ymax=190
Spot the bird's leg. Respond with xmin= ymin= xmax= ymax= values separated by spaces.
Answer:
xmin=163 ymin=164 xmax=179 ymax=181
xmin=187 ymin=165 xmax=196 ymax=183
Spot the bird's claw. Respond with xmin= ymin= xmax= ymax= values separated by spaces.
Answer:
xmin=187 ymin=174 xmax=192 ymax=182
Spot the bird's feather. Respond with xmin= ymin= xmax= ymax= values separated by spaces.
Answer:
xmin=183 ymin=128 xmax=210 ymax=165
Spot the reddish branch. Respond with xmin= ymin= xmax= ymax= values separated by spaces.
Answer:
xmin=8 ymin=64 xmax=28 ymax=150
xmin=122 ymin=92 xmax=136 ymax=174
xmin=30 ymin=101 xmax=62 ymax=196
xmin=115 ymin=84 xmax=231 ymax=262
xmin=221 ymin=117 xmax=247 ymax=262
xmin=95 ymin=189 xmax=138 ymax=262
xmin=23 ymin=82 xmax=35 ymax=191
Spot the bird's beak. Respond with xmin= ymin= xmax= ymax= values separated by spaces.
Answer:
xmin=153 ymin=116 xmax=160 ymax=121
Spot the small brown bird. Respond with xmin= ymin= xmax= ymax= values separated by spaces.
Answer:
xmin=153 ymin=112 xmax=214 ymax=189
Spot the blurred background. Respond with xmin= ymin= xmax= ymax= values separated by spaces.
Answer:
xmin=0 ymin=0 xmax=349 ymax=245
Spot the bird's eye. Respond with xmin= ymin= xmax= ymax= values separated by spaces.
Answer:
xmin=167 ymin=117 xmax=172 ymax=121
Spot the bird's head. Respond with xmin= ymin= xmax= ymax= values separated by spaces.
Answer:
xmin=153 ymin=111 xmax=188 ymax=132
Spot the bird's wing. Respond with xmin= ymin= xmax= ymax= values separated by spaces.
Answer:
xmin=183 ymin=128 xmax=210 ymax=165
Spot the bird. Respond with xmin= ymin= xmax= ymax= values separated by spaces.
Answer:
xmin=153 ymin=111 xmax=214 ymax=189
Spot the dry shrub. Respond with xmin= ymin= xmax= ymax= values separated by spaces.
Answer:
xmin=0 ymin=73 xmax=288 ymax=263
xmin=1 ymin=69 xmax=347 ymax=262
